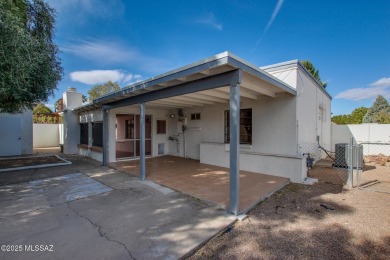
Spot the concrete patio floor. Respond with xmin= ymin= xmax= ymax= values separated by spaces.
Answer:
xmin=110 ymin=156 xmax=290 ymax=213
xmin=0 ymin=151 xmax=235 ymax=260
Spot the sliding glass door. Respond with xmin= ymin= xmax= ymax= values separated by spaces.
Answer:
xmin=116 ymin=114 xmax=152 ymax=159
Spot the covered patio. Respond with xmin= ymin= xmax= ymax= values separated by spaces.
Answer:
xmin=110 ymin=156 xmax=289 ymax=214
xmin=75 ymin=52 xmax=298 ymax=215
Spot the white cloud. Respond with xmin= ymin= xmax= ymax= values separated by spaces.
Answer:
xmin=47 ymin=0 xmax=125 ymax=18
xmin=370 ymin=77 xmax=390 ymax=87
xmin=264 ymin=0 xmax=284 ymax=33
xmin=61 ymin=39 xmax=166 ymax=73
xmin=70 ymin=70 xmax=142 ymax=85
xmin=335 ymin=77 xmax=390 ymax=101
xmin=254 ymin=0 xmax=285 ymax=50
xmin=62 ymin=40 xmax=140 ymax=64
xmin=194 ymin=12 xmax=223 ymax=31
xmin=122 ymin=74 xmax=142 ymax=84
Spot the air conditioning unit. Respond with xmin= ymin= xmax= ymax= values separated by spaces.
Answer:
xmin=333 ymin=143 xmax=363 ymax=169
xmin=333 ymin=143 xmax=348 ymax=168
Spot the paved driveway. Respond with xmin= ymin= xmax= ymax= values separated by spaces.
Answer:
xmin=0 ymin=154 xmax=234 ymax=260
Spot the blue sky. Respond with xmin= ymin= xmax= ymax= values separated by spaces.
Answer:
xmin=46 ymin=0 xmax=390 ymax=115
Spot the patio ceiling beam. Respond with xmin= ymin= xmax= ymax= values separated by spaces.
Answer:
xmin=169 ymin=96 xmax=215 ymax=105
xmin=146 ymin=102 xmax=189 ymax=108
xmin=183 ymin=93 xmax=227 ymax=103
xmin=199 ymin=89 xmax=230 ymax=99
xmin=241 ymin=82 xmax=276 ymax=98
xmin=176 ymin=76 xmax=187 ymax=82
xmin=218 ymin=87 xmax=258 ymax=100
xmin=199 ymin=69 xmax=210 ymax=76
xmin=103 ymin=70 xmax=240 ymax=110
xmin=149 ymin=100 xmax=194 ymax=108
xmin=156 ymin=98 xmax=203 ymax=106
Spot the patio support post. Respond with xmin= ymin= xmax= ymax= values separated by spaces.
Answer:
xmin=102 ymin=108 xmax=109 ymax=166
xmin=140 ymin=102 xmax=146 ymax=180
xmin=229 ymin=69 xmax=242 ymax=215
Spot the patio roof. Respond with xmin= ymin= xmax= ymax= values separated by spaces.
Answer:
xmin=73 ymin=51 xmax=297 ymax=113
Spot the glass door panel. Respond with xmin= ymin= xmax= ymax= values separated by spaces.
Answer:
xmin=135 ymin=114 xmax=152 ymax=157
xmin=135 ymin=140 xmax=152 ymax=157
xmin=116 ymin=114 xmax=135 ymax=159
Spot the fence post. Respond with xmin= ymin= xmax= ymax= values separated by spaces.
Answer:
xmin=356 ymin=144 xmax=362 ymax=189
xmin=347 ymin=137 xmax=354 ymax=187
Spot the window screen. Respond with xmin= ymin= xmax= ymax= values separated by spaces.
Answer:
xmin=156 ymin=120 xmax=166 ymax=134
xmin=92 ymin=122 xmax=103 ymax=147
xmin=224 ymin=108 xmax=252 ymax=145
xmin=80 ymin=123 xmax=89 ymax=145
xmin=191 ymin=113 xmax=201 ymax=120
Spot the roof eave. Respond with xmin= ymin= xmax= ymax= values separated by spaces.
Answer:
xmin=72 ymin=51 xmax=299 ymax=113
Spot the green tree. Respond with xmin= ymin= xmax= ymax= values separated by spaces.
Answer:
xmin=301 ymin=60 xmax=327 ymax=88
xmin=374 ymin=110 xmax=390 ymax=124
xmin=0 ymin=0 xmax=62 ymax=114
xmin=349 ymin=107 xmax=368 ymax=124
xmin=331 ymin=107 xmax=368 ymax=125
xmin=332 ymin=114 xmax=349 ymax=124
xmin=33 ymin=103 xmax=52 ymax=114
xmin=88 ymin=81 xmax=120 ymax=102
xmin=363 ymin=95 xmax=390 ymax=123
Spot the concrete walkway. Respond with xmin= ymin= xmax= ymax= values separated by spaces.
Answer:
xmin=0 ymin=152 xmax=234 ymax=260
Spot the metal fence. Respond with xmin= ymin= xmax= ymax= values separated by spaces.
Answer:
xmin=300 ymin=141 xmax=350 ymax=186
xmin=302 ymin=139 xmax=390 ymax=194
xmin=357 ymin=143 xmax=390 ymax=193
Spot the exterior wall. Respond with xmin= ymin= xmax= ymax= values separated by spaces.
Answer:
xmin=169 ymin=93 xmax=307 ymax=182
xmin=33 ymin=124 xmax=60 ymax=148
xmin=265 ymin=64 xmax=332 ymax=161
xmin=200 ymin=143 xmax=305 ymax=182
xmin=180 ymin=94 xmax=299 ymax=160
xmin=79 ymin=147 xmax=103 ymax=161
xmin=0 ymin=110 xmax=33 ymax=156
xmin=62 ymin=88 xmax=83 ymax=154
xmin=63 ymin=110 xmax=80 ymax=154
xmin=265 ymin=67 xmax=298 ymax=90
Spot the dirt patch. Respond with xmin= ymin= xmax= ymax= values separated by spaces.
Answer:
xmin=188 ymin=181 xmax=390 ymax=259
xmin=308 ymin=159 xmax=347 ymax=185
xmin=0 ymin=155 xmax=66 ymax=170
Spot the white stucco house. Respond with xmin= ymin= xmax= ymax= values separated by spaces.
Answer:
xmin=0 ymin=111 xmax=33 ymax=156
xmin=61 ymin=52 xmax=331 ymax=214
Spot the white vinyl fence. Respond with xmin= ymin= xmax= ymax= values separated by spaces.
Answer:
xmin=33 ymin=124 xmax=63 ymax=148
xmin=332 ymin=123 xmax=390 ymax=146
xmin=332 ymin=123 xmax=390 ymax=156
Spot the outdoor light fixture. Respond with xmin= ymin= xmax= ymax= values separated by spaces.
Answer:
xmin=169 ymin=114 xmax=175 ymax=118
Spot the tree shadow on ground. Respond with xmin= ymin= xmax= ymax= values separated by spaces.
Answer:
xmin=189 ymin=223 xmax=390 ymax=259
xmin=188 ymin=180 xmax=390 ymax=259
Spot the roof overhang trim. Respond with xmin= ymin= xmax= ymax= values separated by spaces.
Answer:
xmin=73 ymin=51 xmax=297 ymax=113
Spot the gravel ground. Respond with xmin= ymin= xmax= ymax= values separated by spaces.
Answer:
xmin=188 ymin=180 xmax=390 ymax=259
